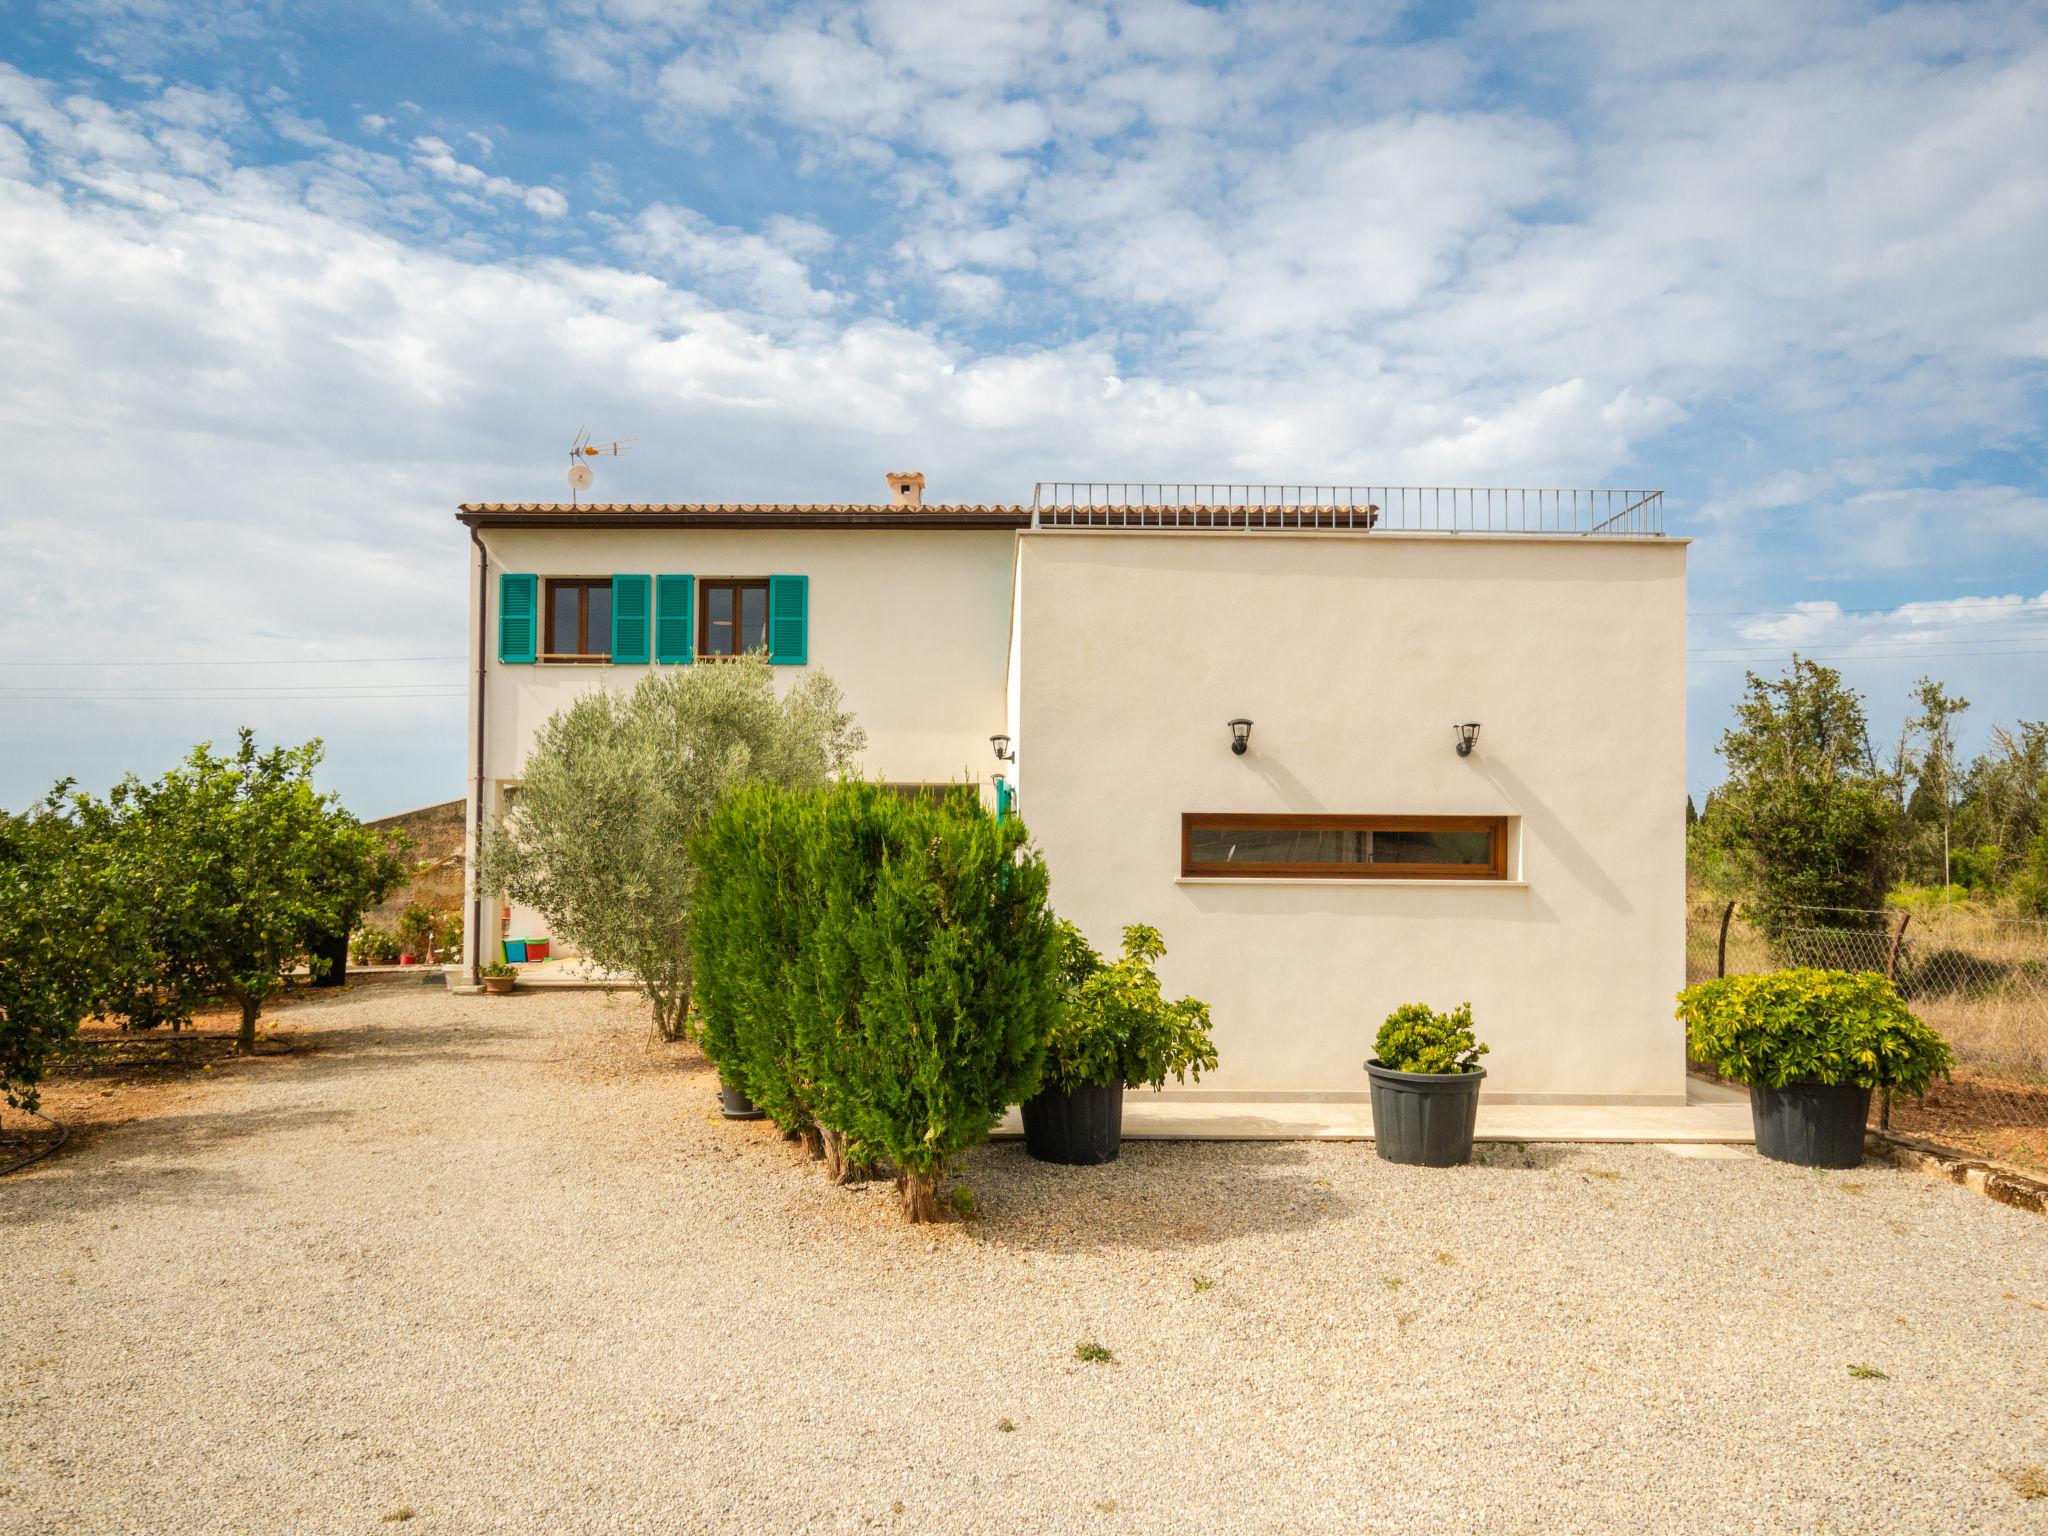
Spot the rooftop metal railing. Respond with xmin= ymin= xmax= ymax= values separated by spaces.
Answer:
xmin=1028 ymin=484 xmax=1664 ymax=536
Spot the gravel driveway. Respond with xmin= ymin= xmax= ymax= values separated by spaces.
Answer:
xmin=5 ymin=980 xmax=2046 ymax=1535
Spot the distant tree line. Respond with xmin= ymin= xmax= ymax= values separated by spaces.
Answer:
xmin=1692 ymin=657 xmax=2048 ymax=932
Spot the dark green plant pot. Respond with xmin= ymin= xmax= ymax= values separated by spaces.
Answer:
xmin=718 ymin=1075 xmax=765 ymax=1121
xmin=1022 ymin=1082 xmax=1123 ymax=1165
xmin=1750 ymin=1081 xmax=1870 ymax=1168
xmin=1365 ymin=1060 xmax=1485 ymax=1166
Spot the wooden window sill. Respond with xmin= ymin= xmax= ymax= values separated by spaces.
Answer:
xmin=1175 ymin=876 xmax=1528 ymax=888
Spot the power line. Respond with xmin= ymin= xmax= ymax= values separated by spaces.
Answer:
xmin=0 ymin=682 xmax=470 ymax=695
xmin=1 ymin=690 xmax=468 ymax=702
xmin=0 ymin=655 xmax=467 ymax=668
xmin=1692 ymin=599 xmax=2047 ymax=619
xmin=1689 ymin=632 xmax=2048 ymax=656
xmin=1688 ymin=645 xmax=2048 ymax=665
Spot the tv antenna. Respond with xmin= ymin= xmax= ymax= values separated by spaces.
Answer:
xmin=566 ymin=427 xmax=634 ymax=505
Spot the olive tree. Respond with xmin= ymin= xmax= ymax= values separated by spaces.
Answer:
xmin=482 ymin=656 xmax=863 ymax=1040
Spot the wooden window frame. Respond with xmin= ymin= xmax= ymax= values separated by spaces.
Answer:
xmin=697 ymin=577 xmax=771 ymax=660
xmin=541 ymin=578 xmax=612 ymax=663
xmin=1180 ymin=813 xmax=1510 ymax=881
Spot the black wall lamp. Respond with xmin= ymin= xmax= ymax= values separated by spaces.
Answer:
xmin=990 ymin=733 xmax=1015 ymax=763
xmin=1228 ymin=718 xmax=1253 ymax=755
xmin=1455 ymin=722 xmax=1482 ymax=757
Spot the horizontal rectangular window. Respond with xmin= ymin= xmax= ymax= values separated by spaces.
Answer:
xmin=1181 ymin=814 xmax=1509 ymax=880
xmin=542 ymin=578 xmax=611 ymax=662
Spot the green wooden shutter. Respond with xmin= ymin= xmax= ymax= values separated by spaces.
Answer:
xmin=654 ymin=575 xmax=694 ymax=664
xmin=612 ymin=575 xmax=651 ymax=664
xmin=498 ymin=573 xmax=537 ymax=664
xmin=767 ymin=574 xmax=808 ymax=665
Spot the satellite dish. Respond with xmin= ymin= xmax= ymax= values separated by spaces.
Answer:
xmin=567 ymin=462 xmax=594 ymax=491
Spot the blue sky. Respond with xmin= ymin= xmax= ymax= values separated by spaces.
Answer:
xmin=1 ymin=0 xmax=2044 ymax=817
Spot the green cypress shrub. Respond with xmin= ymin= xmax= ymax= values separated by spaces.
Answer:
xmin=791 ymin=781 xmax=893 ymax=1180
xmin=695 ymin=780 xmax=1061 ymax=1219
xmin=691 ymin=784 xmax=819 ymax=1142
xmin=822 ymin=787 xmax=1059 ymax=1221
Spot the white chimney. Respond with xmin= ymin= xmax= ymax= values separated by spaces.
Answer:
xmin=886 ymin=471 xmax=925 ymax=508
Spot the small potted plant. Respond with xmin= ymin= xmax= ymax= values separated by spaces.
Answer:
xmin=1024 ymin=922 xmax=1218 ymax=1166
xmin=397 ymin=902 xmax=435 ymax=967
xmin=480 ymin=960 xmax=518 ymax=995
xmin=1366 ymin=1002 xmax=1488 ymax=1166
xmin=1677 ymin=968 xmax=1951 ymax=1168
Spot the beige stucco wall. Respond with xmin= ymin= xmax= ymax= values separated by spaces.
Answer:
xmin=1013 ymin=531 xmax=1689 ymax=1103
xmin=463 ymin=525 xmax=1015 ymax=969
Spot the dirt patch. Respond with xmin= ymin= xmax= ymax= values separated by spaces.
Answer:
xmin=1877 ymin=1069 xmax=2048 ymax=1170
xmin=0 ymin=973 xmax=425 ymax=1164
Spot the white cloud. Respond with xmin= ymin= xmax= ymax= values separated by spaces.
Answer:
xmin=410 ymin=134 xmax=569 ymax=218
xmin=4 ymin=1 xmax=2047 ymax=804
xmin=613 ymin=202 xmax=839 ymax=314
xmin=1731 ymin=592 xmax=2048 ymax=664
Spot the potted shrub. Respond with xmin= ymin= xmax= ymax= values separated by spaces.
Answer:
xmin=350 ymin=926 xmax=401 ymax=966
xmin=1365 ymin=1002 xmax=1488 ymax=1166
xmin=1677 ymin=968 xmax=1952 ymax=1168
xmin=716 ymin=1072 xmax=765 ymax=1120
xmin=1024 ymin=923 xmax=1219 ymax=1166
xmin=436 ymin=907 xmax=463 ymax=961
xmin=396 ymin=902 xmax=435 ymax=965
xmin=480 ymin=960 xmax=517 ymax=995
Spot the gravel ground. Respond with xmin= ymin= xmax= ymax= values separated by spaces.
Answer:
xmin=5 ymin=980 xmax=2047 ymax=1536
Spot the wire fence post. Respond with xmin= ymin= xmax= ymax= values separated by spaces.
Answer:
xmin=1883 ymin=910 xmax=1911 ymax=982
xmin=1880 ymin=909 xmax=1911 ymax=1130
xmin=1717 ymin=900 xmax=1738 ymax=979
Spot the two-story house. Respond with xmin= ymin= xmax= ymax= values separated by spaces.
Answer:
xmin=458 ymin=476 xmax=1687 ymax=1104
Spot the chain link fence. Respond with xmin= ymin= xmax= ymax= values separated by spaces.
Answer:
xmin=1687 ymin=900 xmax=2048 ymax=1168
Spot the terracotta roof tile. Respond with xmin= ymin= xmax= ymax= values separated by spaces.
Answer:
xmin=457 ymin=502 xmax=1030 ymax=514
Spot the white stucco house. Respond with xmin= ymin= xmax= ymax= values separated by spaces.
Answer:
xmin=459 ymin=476 xmax=1686 ymax=1104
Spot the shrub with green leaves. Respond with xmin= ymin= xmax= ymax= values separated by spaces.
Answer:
xmin=819 ymin=786 xmax=1059 ymax=1219
xmin=1373 ymin=1002 xmax=1488 ymax=1075
xmin=692 ymin=779 xmax=1061 ymax=1220
xmin=1 ymin=800 xmax=114 ymax=1112
xmin=70 ymin=732 xmax=405 ymax=1052
xmin=690 ymin=783 xmax=821 ymax=1142
xmin=396 ymin=902 xmax=436 ymax=959
xmin=1676 ymin=969 xmax=1952 ymax=1093
xmin=1039 ymin=922 xmax=1218 ymax=1093
xmin=351 ymin=926 xmax=402 ymax=965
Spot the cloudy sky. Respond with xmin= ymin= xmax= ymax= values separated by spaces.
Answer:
xmin=1 ymin=0 xmax=2044 ymax=817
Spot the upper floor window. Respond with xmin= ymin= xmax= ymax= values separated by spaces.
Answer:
xmin=497 ymin=572 xmax=803 ymax=668
xmin=544 ymin=578 xmax=612 ymax=662
xmin=1181 ymin=813 xmax=1509 ymax=880
xmin=700 ymin=578 xmax=769 ymax=658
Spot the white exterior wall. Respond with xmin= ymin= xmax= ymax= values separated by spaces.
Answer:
xmin=463 ymin=525 xmax=1015 ymax=973
xmin=1014 ymin=531 xmax=1689 ymax=1104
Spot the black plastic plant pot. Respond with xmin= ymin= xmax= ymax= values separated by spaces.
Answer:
xmin=1022 ymin=1082 xmax=1124 ymax=1166
xmin=717 ymin=1075 xmax=765 ymax=1121
xmin=1365 ymin=1060 xmax=1485 ymax=1167
xmin=309 ymin=928 xmax=349 ymax=989
xmin=1750 ymin=1081 xmax=1871 ymax=1169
